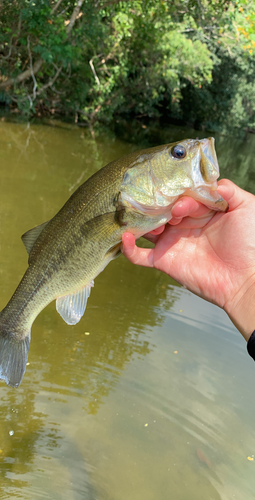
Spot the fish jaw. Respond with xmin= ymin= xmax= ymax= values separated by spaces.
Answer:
xmin=183 ymin=186 xmax=228 ymax=212
xmin=187 ymin=138 xmax=228 ymax=211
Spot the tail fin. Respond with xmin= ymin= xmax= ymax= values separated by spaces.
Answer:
xmin=0 ymin=332 xmax=30 ymax=387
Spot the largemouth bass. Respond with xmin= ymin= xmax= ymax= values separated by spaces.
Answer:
xmin=0 ymin=137 xmax=228 ymax=387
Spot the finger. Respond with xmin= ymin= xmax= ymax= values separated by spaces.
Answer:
xmin=149 ymin=225 xmax=165 ymax=235
xmin=217 ymin=179 xmax=253 ymax=211
xmin=167 ymin=212 xmax=216 ymax=229
xmin=121 ymin=233 xmax=154 ymax=267
xmin=171 ymin=196 xmax=212 ymax=220
xmin=168 ymin=216 xmax=183 ymax=226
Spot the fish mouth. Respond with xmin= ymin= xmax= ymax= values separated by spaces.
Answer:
xmin=184 ymin=186 xmax=229 ymax=212
xmin=120 ymin=186 xmax=229 ymax=215
xmin=211 ymin=196 xmax=229 ymax=212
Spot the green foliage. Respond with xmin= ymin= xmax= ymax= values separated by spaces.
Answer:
xmin=0 ymin=0 xmax=254 ymax=133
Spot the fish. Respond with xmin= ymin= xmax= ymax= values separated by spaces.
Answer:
xmin=0 ymin=137 xmax=228 ymax=387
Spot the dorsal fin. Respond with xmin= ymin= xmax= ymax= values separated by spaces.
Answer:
xmin=21 ymin=220 xmax=49 ymax=254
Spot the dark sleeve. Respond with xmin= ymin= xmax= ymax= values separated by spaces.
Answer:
xmin=247 ymin=331 xmax=255 ymax=361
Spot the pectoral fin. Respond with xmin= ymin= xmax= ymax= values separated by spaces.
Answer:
xmin=56 ymin=282 xmax=94 ymax=325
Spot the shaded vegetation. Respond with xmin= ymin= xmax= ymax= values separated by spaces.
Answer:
xmin=0 ymin=0 xmax=254 ymax=133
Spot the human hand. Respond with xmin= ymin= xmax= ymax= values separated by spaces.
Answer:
xmin=121 ymin=180 xmax=255 ymax=340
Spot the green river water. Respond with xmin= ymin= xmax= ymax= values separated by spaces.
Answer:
xmin=0 ymin=119 xmax=255 ymax=499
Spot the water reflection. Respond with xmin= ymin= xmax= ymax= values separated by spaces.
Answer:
xmin=0 ymin=384 xmax=44 ymax=494
xmin=0 ymin=119 xmax=255 ymax=499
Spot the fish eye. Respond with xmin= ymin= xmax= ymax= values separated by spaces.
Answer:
xmin=171 ymin=145 xmax=186 ymax=159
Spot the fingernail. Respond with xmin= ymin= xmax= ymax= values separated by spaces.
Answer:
xmin=169 ymin=217 xmax=182 ymax=225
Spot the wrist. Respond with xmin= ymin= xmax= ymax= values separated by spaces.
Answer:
xmin=224 ymin=274 xmax=255 ymax=342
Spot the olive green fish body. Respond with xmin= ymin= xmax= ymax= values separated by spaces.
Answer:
xmin=0 ymin=137 xmax=228 ymax=387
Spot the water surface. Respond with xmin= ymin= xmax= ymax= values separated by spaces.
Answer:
xmin=0 ymin=120 xmax=254 ymax=499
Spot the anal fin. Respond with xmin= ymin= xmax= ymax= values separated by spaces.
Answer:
xmin=56 ymin=282 xmax=94 ymax=325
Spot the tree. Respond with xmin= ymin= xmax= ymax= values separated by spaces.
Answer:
xmin=0 ymin=0 xmax=254 ymax=133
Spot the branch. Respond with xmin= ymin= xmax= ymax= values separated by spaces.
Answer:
xmin=9 ymin=63 xmax=63 ymax=105
xmin=15 ymin=13 xmax=22 ymax=42
xmin=36 ymin=64 xmax=63 ymax=95
xmin=66 ymin=0 xmax=85 ymax=35
xmin=0 ymin=0 xmax=84 ymax=90
xmin=89 ymin=56 xmax=101 ymax=87
xmin=0 ymin=58 xmax=43 ymax=89
xmin=27 ymin=36 xmax=37 ymax=101
xmin=0 ymin=39 xmax=13 ymax=60
xmin=51 ymin=0 xmax=65 ymax=14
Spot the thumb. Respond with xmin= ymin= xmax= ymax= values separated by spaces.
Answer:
xmin=217 ymin=179 xmax=253 ymax=212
